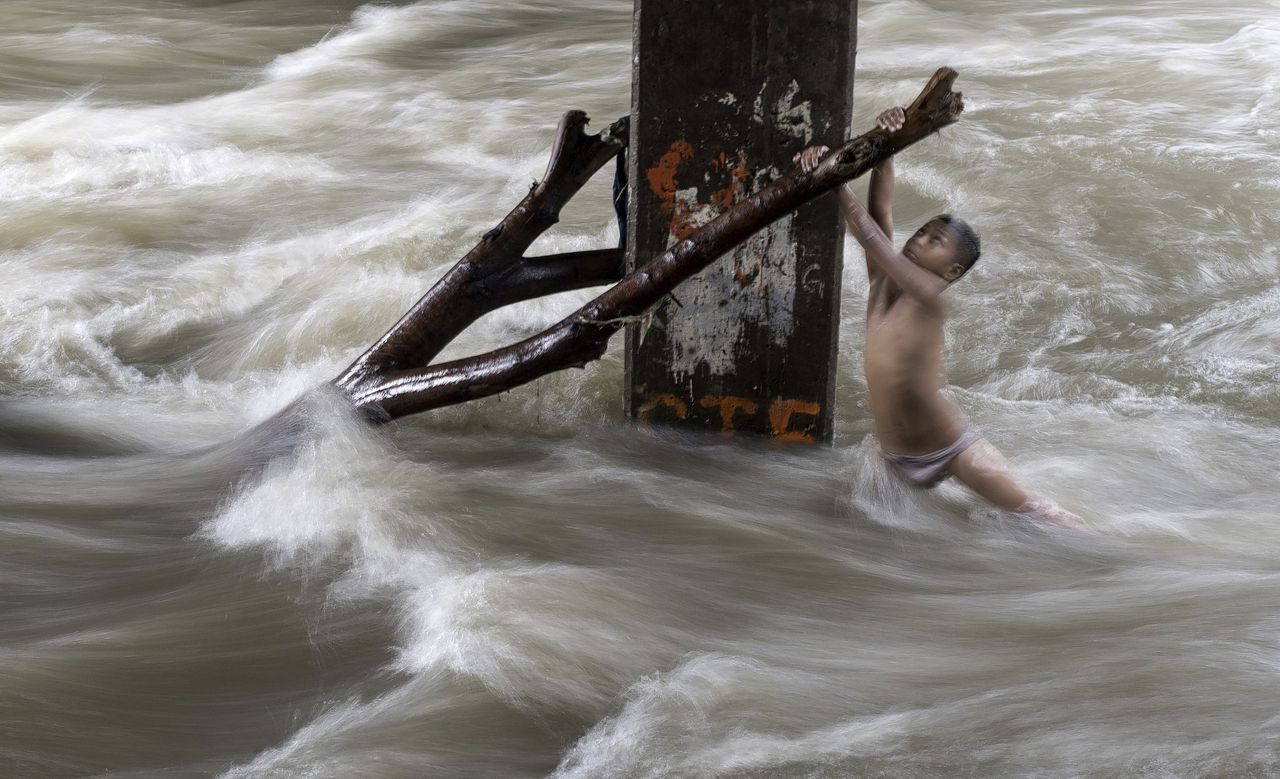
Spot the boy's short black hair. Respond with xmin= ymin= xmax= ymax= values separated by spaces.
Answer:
xmin=935 ymin=214 xmax=981 ymax=274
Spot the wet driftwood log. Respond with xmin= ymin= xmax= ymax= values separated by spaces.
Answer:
xmin=334 ymin=68 xmax=964 ymax=422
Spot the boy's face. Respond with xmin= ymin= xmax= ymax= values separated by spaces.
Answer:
xmin=903 ymin=219 xmax=966 ymax=282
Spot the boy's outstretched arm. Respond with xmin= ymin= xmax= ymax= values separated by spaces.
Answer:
xmin=835 ymin=188 xmax=949 ymax=308
xmin=796 ymin=136 xmax=948 ymax=310
xmin=837 ymin=148 xmax=892 ymax=282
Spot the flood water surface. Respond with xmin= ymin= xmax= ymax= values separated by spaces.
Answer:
xmin=1 ymin=1 xmax=1278 ymax=776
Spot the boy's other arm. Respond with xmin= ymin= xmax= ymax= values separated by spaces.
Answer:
xmin=866 ymin=107 xmax=903 ymax=238
xmin=837 ymin=184 xmax=883 ymax=282
xmin=866 ymin=161 xmax=894 ymax=239
xmin=838 ymin=192 xmax=949 ymax=310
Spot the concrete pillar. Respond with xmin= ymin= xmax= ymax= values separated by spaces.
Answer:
xmin=624 ymin=0 xmax=856 ymax=443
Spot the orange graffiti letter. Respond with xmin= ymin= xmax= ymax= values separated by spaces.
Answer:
xmin=638 ymin=393 xmax=689 ymax=424
xmin=768 ymin=397 xmax=822 ymax=443
xmin=699 ymin=394 xmax=759 ymax=433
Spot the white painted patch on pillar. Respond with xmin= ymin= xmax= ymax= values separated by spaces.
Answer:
xmin=751 ymin=80 xmax=813 ymax=144
xmin=663 ymin=173 xmax=799 ymax=381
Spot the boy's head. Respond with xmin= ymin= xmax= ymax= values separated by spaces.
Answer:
xmin=903 ymin=214 xmax=981 ymax=283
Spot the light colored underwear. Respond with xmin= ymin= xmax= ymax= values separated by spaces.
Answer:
xmin=880 ymin=429 xmax=981 ymax=488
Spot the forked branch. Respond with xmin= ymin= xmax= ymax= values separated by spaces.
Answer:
xmin=334 ymin=111 xmax=628 ymax=395
xmin=338 ymin=68 xmax=965 ymax=422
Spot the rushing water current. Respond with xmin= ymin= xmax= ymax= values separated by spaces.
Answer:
xmin=2 ymin=1 xmax=1278 ymax=776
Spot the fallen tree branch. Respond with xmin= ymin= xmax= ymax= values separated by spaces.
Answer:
xmin=334 ymin=111 xmax=628 ymax=395
xmin=480 ymin=248 xmax=626 ymax=309
xmin=340 ymin=67 xmax=965 ymax=422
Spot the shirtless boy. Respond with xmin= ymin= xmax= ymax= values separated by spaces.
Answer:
xmin=797 ymin=107 xmax=1090 ymax=531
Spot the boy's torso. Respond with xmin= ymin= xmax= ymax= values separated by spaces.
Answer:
xmin=863 ymin=277 xmax=968 ymax=455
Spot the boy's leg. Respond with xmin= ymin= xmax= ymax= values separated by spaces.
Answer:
xmin=949 ymin=439 xmax=1030 ymax=511
xmin=949 ymin=439 xmax=1093 ymax=530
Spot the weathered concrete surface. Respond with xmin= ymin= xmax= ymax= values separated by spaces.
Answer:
xmin=624 ymin=0 xmax=856 ymax=443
